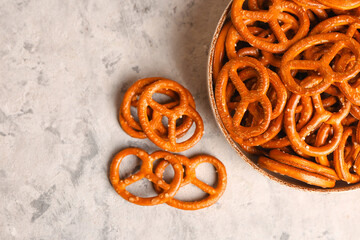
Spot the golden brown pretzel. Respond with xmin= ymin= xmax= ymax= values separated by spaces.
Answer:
xmin=120 ymin=77 xmax=195 ymax=139
xmin=154 ymin=154 xmax=227 ymax=210
xmin=280 ymin=33 xmax=360 ymax=96
xmin=109 ymin=148 xmax=183 ymax=206
xmin=215 ymin=57 xmax=272 ymax=139
xmin=138 ymin=79 xmax=204 ymax=152
xmin=284 ymin=91 xmax=350 ymax=157
xmin=231 ymin=0 xmax=310 ymax=53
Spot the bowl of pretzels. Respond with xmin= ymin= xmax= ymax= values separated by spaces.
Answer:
xmin=208 ymin=0 xmax=360 ymax=191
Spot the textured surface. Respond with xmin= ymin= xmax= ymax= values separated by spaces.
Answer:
xmin=1 ymin=0 xmax=360 ymax=239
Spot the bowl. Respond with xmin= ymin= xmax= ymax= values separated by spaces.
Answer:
xmin=207 ymin=0 xmax=360 ymax=192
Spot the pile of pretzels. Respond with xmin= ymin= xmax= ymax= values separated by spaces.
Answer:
xmin=110 ymin=77 xmax=227 ymax=210
xmin=213 ymin=0 xmax=360 ymax=188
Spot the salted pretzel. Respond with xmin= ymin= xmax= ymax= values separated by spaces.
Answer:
xmin=153 ymin=154 xmax=227 ymax=210
xmin=258 ymin=156 xmax=336 ymax=188
xmin=216 ymin=57 xmax=272 ymax=139
xmin=284 ymin=88 xmax=351 ymax=156
xmin=280 ymin=33 xmax=360 ymax=96
xmin=109 ymin=148 xmax=183 ymax=206
xmin=138 ymin=79 xmax=204 ymax=152
xmin=231 ymin=0 xmax=310 ymax=53
xmin=334 ymin=128 xmax=360 ymax=183
xmin=120 ymin=77 xmax=195 ymax=139
xmin=226 ymin=68 xmax=286 ymax=146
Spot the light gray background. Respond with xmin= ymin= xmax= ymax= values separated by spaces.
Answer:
xmin=1 ymin=0 xmax=359 ymax=239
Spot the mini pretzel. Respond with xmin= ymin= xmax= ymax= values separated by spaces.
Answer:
xmin=215 ymin=57 xmax=272 ymax=139
xmin=258 ymin=156 xmax=336 ymax=188
xmin=280 ymin=33 xmax=360 ymax=95
xmin=109 ymin=148 xmax=183 ymax=206
xmin=138 ymin=79 xmax=204 ymax=152
xmin=154 ymin=154 xmax=227 ymax=210
xmin=334 ymin=128 xmax=360 ymax=183
xmin=285 ymin=90 xmax=351 ymax=156
xmin=231 ymin=0 xmax=310 ymax=53
xmin=120 ymin=77 xmax=195 ymax=139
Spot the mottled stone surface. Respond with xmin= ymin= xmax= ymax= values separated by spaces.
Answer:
xmin=1 ymin=0 xmax=360 ymax=239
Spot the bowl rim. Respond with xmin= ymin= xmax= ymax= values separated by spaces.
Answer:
xmin=206 ymin=0 xmax=360 ymax=192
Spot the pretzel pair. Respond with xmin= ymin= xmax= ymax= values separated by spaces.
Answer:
xmin=119 ymin=77 xmax=204 ymax=152
xmin=110 ymin=148 xmax=227 ymax=210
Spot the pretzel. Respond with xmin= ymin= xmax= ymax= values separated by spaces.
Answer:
xmin=154 ymin=154 xmax=227 ymax=210
xmin=215 ymin=57 xmax=272 ymax=139
xmin=231 ymin=0 xmax=310 ymax=53
xmin=280 ymin=33 xmax=360 ymax=95
xmin=138 ymin=79 xmax=204 ymax=152
xmin=284 ymin=89 xmax=351 ymax=157
xmin=258 ymin=156 xmax=336 ymax=188
xmin=213 ymin=21 xmax=232 ymax=82
xmin=334 ymin=128 xmax=360 ymax=183
xmin=120 ymin=77 xmax=195 ymax=139
xmin=109 ymin=148 xmax=183 ymax=206
xmin=317 ymin=0 xmax=360 ymax=10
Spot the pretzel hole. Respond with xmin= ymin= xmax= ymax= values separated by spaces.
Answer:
xmin=153 ymin=162 xmax=185 ymax=184
xmin=130 ymin=106 xmax=140 ymax=122
xmin=161 ymin=116 xmax=169 ymax=128
xmin=126 ymin=179 xmax=158 ymax=198
xmin=171 ymin=184 xmax=208 ymax=201
xmin=235 ymin=41 xmax=252 ymax=53
xmin=254 ymin=21 xmax=269 ymax=30
xmin=176 ymin=120 xmax=196 ymax=143
xmin=348 ymin=74 xmax=360 ymax=87
xmin=320 ymin=94 xmax=342 ymax=113
xmin=196 ymin=163 xmax=218 ymax=188
xmin=152 ymin=92 xmax=179 ymax=105
xmin=119 ymin=154 xmax=142 ymax=179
